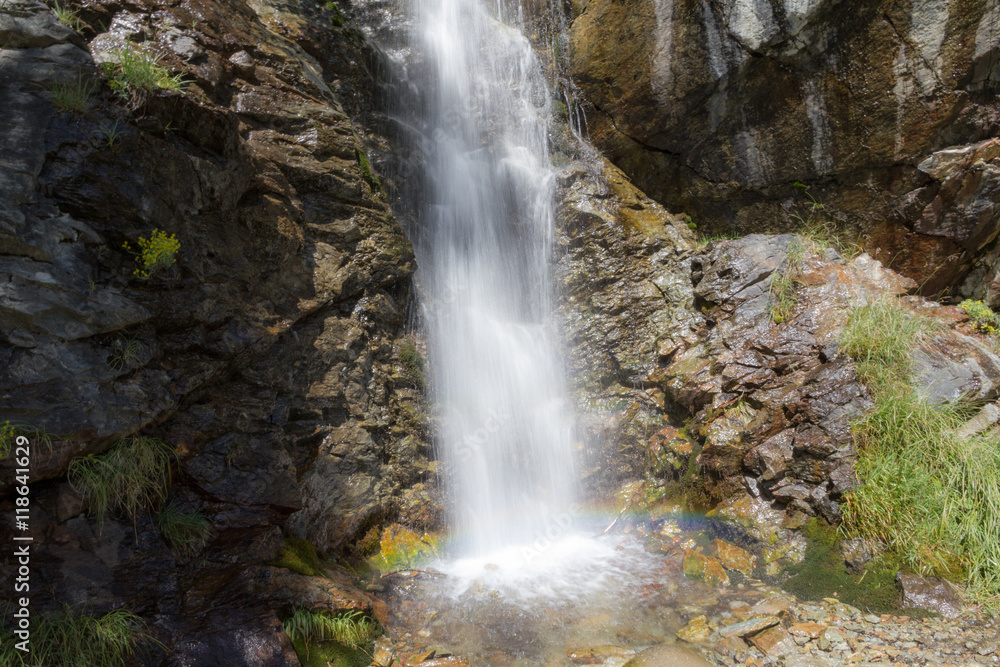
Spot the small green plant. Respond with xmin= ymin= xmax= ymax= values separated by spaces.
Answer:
xmin=325 ymin=1 xmax=345 ymax=26
xmin=0 ymin=421 xmax=53 ymax=459
xmin=0 ymin=605 xmax=151 ymax=667
xmin=156 ymin=501 xmax=213 ymax=555
xmin=398 ymin=339 xmax=425 ymax=389
xmin=366 ymin=524 xmax=439 ymax=573
xmin=355 ymin=148 xmax=384 ymax=196
xmin=788 ymin=181 xmax=862 ymax=259
xmin=49 ymin=76 xmax=96 ymax=112
xmin=67 ymin=436 xmax=174 ymax=527
xmin=768 ymin=238 xmax=805 ymax=324
xmin=107 ymin=334 xmax=143 ymax=371
xmin=101 ymin=44 xmax=186 ymax=106
xmin=267 ymin=536 xmax=328 ymax=577
xmin=122 ymin=229 xmax=179 ymax=279
xmin=959 ymin=299 xmax=999 ymax=334
xmin=684 ymin=214 xmax=696 ymax=231
xmin=51 ymin=1 xmax=82 ymax=30
xmin=102 ymin=120 xmax=123 ymax=149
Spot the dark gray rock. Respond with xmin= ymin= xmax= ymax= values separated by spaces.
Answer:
xmin=897 ymin=573 xmax=963 ymax=618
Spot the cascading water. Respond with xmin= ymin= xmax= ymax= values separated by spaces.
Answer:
xmin=374 ymin=1 xmax=753 ymax=661
xmin=411 ymin=0 xmax=578 ymax=557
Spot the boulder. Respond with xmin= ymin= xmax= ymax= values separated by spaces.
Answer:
xmin=896 ymin=573 xmax=963 ymax=618
xmin=682 ymin=548 xmax=730 ymax=587
xmin=623 ymin=643 xmax=714 ymax=667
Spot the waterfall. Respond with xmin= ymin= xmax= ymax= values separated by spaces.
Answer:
xmin=408 ymin=0 xmax=578 ymax=557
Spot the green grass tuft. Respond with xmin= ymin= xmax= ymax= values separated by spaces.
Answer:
xmin=268 ymin=536 xmax=328 ymax=577
xmin=51 ymin=1 xmax=82 ymax=30
xmin=49 ymin=76 xmax=96 ymax=112
xmin=0 ymin=605 xmax=151 ymax=667
xmin=67 ymin=437 xmax=174 ymax=527
xmin=282 ymin=608 xmax=379 ymax=648
xmin=840 ymin=298 xmax=1000 ymax=603
xmin=839 ymin=299 xmax=931 ymax=375
xmin=769 ymin=238 xmax=805 ymax=324
xmin=156 ymin=501 xmax=213 ymax=555
xmin=1 ymin=421 xmax=53 ymax=459
xmin=101 ymin=44 xmax=186 ymax=107
xmin=107 ymin=334 xmax=143 ymax=371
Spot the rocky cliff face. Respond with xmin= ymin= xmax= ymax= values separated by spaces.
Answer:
xmin=567 ymin=0 xmax=1000 ymax=297
xmin=3 ymin=0 xmax=1000 ymax=660
xmin=0 ymin=0 xmax=435 ymax=660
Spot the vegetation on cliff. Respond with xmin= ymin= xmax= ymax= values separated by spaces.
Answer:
xmin=0 ymin=606 xmax=152 ymax=667
xmin=841 ymin=299 xmax=1000 ymax=602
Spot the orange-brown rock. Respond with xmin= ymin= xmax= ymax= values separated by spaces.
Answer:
xmin=682 ymin=548 xmax=730 ymax=587
xmin=709 ymin=539 xmax=756 ymax=576
xmin=789 ymin=622 xmax=828 ymax=640
xmin=748 ymin=626 xmax=796 ymax=657
xmin=568 ymin=645 xmax=637 ymax=664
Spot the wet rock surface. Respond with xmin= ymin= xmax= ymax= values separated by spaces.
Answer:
xmin=565 ymin=0 xmax=1000 ymax=296
xmin=661 ymin=234 xmax=1000 ymax=527
xmin=0 ymin=0 xmax=433 ymax=660
xmin=554 ymin=145 xmax=704 ymax=495
xmin=375 ymin=517 xmax=1000 ymax=667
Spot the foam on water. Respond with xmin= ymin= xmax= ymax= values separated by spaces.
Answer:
xmin=438 ymin=533 xmax=666 ymax=601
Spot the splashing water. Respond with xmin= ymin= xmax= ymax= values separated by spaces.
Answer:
xmin=410 ymin=0 xmax=578 ymax=558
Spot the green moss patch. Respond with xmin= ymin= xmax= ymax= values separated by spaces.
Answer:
xmin=267 ymin=536 xmax=328 ymax=577
xmin=781 ymin=521 xmax=900 ymax=613
xmin=291 ymin=638 xmax=370 ymax=667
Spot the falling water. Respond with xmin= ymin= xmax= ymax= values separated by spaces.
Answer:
xmin=409 ymin=0 xmax=578 ymax=557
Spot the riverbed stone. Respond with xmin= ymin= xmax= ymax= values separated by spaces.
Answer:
xmin=896 ymin=573 xmax=963 ymax=618
xmin=710 ymin=539 xmax=756 ymax=575
xmin=683 ymin=549 xmax=730 ymax=587
xmin=676 ymin=616 xmax=712 ymax=644
xmin=623 ymin=644 xmax=714 ymax=667
xmin=568 ymin=645 xmax=637 ymax=664
xmin=719 ymin=616 xmax=781 ymax=638
xmin=789 ymin=623 xmax=828 ymax=640
xmin=748 ymin=626 xmax=796 ymax=657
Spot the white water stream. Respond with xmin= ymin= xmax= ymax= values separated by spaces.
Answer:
xmin=411 ymin=0 xmax=579 ymax=558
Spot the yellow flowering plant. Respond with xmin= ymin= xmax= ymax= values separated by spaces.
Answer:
xmin=123 ymin=229 xmax=179 ymax=280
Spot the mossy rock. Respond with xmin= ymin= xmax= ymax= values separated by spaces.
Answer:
xmin=366 ymin=525 xmax=439 ymax=573
xmin=292 ymin=637 xmax=369 ymax=667
xmin=267 ymin=536 xmax=327 ymax=577
xmin=781 ymin=520 xmax=900 ymax=613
